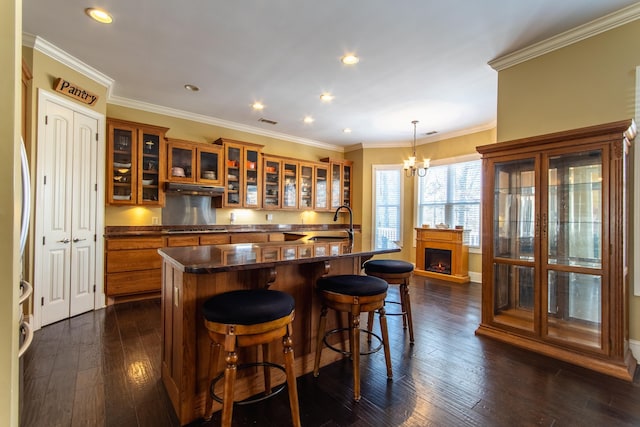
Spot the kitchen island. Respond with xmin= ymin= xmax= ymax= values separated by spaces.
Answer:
xmin=158 ymin=232 xmax=400 ymax=425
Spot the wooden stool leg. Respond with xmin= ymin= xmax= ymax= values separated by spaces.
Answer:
xmin=378 ymin=306 xmax=393 ymax=379
xmin=221 ymin=350 xmax=238 ymax=427
xmin=366 ymin=311 xmax=374 ymax=343
xmin=204 ymin=341 xmax=221 ymax=421
xmin=351 ymin=307 xmax=361 ymax=402
xmin=313 ymin=306 xmax=328 ymax=376
xmin=262 ymin=343 xmax=272 ymax=395
xmin=283 ymin=324 xmax=301 ymax=427
xmin=401 ymin=278 xmax=415 ymax=344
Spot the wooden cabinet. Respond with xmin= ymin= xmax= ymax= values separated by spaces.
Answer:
xmin=262 ymin=155 xmax=299 ymax=210
xmin=314 ymin=163 xmax=330 ymax=211
xmin=414 ymin=228 xmax=469 ymax=284
xmin=475 ymin=120 xmax=637 ymax=381
xmin=107 ymin=118 xmax=168 ymax=205
xmin=321 ymin=158 xmax=353 ymax=209
xmin=217 ymin=138 xmax=263 ymax=208
xmin=299 ymin=162 xmax=314 ymax=210
xmin=105 ymin=236 xmax=164 ymax=298
xmin=167 ymin=139 xmax=223 ymax=185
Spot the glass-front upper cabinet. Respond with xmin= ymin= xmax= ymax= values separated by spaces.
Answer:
xmin=491 ymin=156 xmax=538 ymax=333
xmin=314 ymin=164 xmax=329 ymax=211
xmin=330 ymin=163 xmax=342 ymax=209
xmin=342 ymin=161 xmax=352 ymax=207
xmin=167 ymin=139 xmax=195 ymax=182
xmin=217 ymin=138 xmax=263 ymax=208
xmin=198 ymin=145 xmax=222 ymax=184
xmin=107 ymin=118 xmax=167 ymax=206
xmin=263 ymin=157 xmax=281 ymax=209
xmin=299 ymin=163 xmax=314 ymax=209
xmin=282 ymin=160 xmax=298 ymax=209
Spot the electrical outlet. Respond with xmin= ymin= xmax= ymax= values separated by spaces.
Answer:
xmin=152 ymin=217 xmax=159 ymax=225
xmin=266 ymin=213 xmax=273 ymax=221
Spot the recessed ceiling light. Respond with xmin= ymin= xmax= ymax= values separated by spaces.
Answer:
xmin=343 ymin=128 xmax=352 ymax=134
xmin=184 ymin=84 xmax=199 ymax=92
xmin=303 ymin=116 xmax=314 ymax=124
xmin=252 ymin=102 xmax=265 ymax=110
xmin=341 ymin=54 xmax=359 ymax=65
xmin=320 ymin=93 xmax=334 ymax=102
xmin=85 ymin=8 xmax=113 ymax=24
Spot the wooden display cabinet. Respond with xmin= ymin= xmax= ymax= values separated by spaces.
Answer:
xmin=217 ymin=138 xmax=263 ymax=208
xmin=314 ymin=163 xmax=330 ymax=211
xmin=263 ymin=156 xmax=281 ymax=209
xmin=475 ymin=120 xmax=637 ymax=381
xmin=299 ymin=162 xmax=314 ymax=210
xmin=107 ymin=118 xmax=167 ymax=206
xmin=167 ymin=139 xmax=223 ymax=185
xmin=321 ymin=157 xmax=353 ymax=209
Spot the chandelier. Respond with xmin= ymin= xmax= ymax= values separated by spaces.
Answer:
xmin=404 ymin=120 xmax=430 ymax=177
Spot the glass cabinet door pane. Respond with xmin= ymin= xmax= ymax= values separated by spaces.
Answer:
xmin=299 ymin=165 xmax=313 ymax=209
xmin=547 ymin=150 xmax=602 ymax=269
xmin=226 ymin=146 xmax=241 ymax=206
xmin=342 ymin=163 xmax=351 ymax=206
xmin=199 ymin=150 xmax=219 ymax=182
xmin=244 ymin=148 xmax=259 ymax=207
xmin=264 ymin=160 xmax=280 ymax=208
xmin=330 ymin=163 xmax=341 ymax=209
xmin=492 ymin=263 xmax=535 ymax=331
xmin=283 ymin=162 xmax=297 ymax=208
xmin=140 ymin=132 xmax=160 ymax=202
xmin=170 ymin=147 xmax=193 ymax=179
xmin=112 ymin=128 xmax=134 ymax=202
xmin=546 ymin=270 xmax=601 ymax=348
xmin=493 ymin=159 xmax=536 ymax=260
xmin=315 ymin=167 xmax=328 ymax=209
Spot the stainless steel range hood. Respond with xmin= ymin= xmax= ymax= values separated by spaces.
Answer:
xmin=164 ymin=182 xmax=225 ymax=196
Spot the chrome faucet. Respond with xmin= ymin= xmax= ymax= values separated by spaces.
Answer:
xmin=333 ymin=205 xmax=354 ymax=240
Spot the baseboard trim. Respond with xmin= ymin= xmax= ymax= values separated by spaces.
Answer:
xmin=629 ymin=339 xmax=640 ymax=361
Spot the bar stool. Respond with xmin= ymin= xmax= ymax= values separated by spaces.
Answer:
xmin=363 ymin=259 xmax=415 ymax=344
xmin=202 ymin=289 xmax=301 ymax=427
xmin=313 ymin=274 xmax=392 ymax=402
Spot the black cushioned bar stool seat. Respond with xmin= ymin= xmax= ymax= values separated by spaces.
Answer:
xmin=363 ymin=259 xmax=415 ymax=344
xmin=313 ymin=274 xmax=392 ymax=402
xmin=202 ymin=289 xmax=301 ymax=427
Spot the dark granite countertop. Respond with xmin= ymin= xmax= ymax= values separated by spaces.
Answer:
xmin=157 ymin=231 xmax=398 ymax=274
xmin=104 ymin=224 xmax=361 ymax=237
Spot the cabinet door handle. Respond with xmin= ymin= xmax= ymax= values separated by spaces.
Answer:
xmin=542 ymin=213 xmax=547 ymax=237
xmin=57 ymin=238 xmax=70 ymax=244
xmin=73 ymin=238 xmax=86 ymax=243
xmin=535 ymin=213 xmax=540 ymax=236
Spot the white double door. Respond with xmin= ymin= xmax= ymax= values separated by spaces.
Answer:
xmin=35 ymin=92 xmax=100 ymax=326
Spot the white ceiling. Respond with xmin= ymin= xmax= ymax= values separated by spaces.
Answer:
xmin=22 ymin=1 xmax=640 ymax=150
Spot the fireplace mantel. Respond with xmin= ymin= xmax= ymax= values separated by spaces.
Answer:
xmin=415 ymin=228 xmax=469 ymax=284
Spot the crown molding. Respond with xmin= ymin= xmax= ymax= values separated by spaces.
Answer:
xmin=23 ymin=33 xmax=115 ymax=95
xmin=109 ymin=95 xmax=343 ymax=152
xmin=489 ymin=3 xmax=640 ymax=71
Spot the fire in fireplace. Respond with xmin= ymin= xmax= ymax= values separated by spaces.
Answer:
xmin=425 ymin=248 xmax=452 ymax=275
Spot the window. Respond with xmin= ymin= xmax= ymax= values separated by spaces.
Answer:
xmin=372 ymin=165 xmax=402 ymax=250
xmin=417 ymin=156 xmax=481 ymax=247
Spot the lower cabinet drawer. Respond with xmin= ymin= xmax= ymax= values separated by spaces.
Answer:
xmin=106 ymin=248 xmax=162 ymax=273
xmin=106 ymin=269 xmax=162 ymax=296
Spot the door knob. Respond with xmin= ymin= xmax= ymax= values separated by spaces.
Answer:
xmin=73 ymin=238 xmax=86 ymax=243
xmin=57 ymin=238 xmax=70 ymax=244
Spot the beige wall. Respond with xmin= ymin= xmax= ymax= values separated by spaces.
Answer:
xmin=105 ymin=104 xmax=344 ymax=226
xmin=2 ymin=1 xmax=21 ymax=425
xmin=495 ymin=20 xmax=640 ymax=342
xmin=355 ymin=128 xmax=496 ymax=272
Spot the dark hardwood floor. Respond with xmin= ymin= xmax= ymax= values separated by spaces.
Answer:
xmin=22 ymin=277 xmax=640 ymax=426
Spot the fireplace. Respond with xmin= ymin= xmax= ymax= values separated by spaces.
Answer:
xmin=425 ymin=248 xmax=452 ymax=275
xmin=414 ymin=227 xmax=469 ymax=284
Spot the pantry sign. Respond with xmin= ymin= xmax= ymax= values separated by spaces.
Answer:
xmin=54 ymin=78 xmax=99 ymax=106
